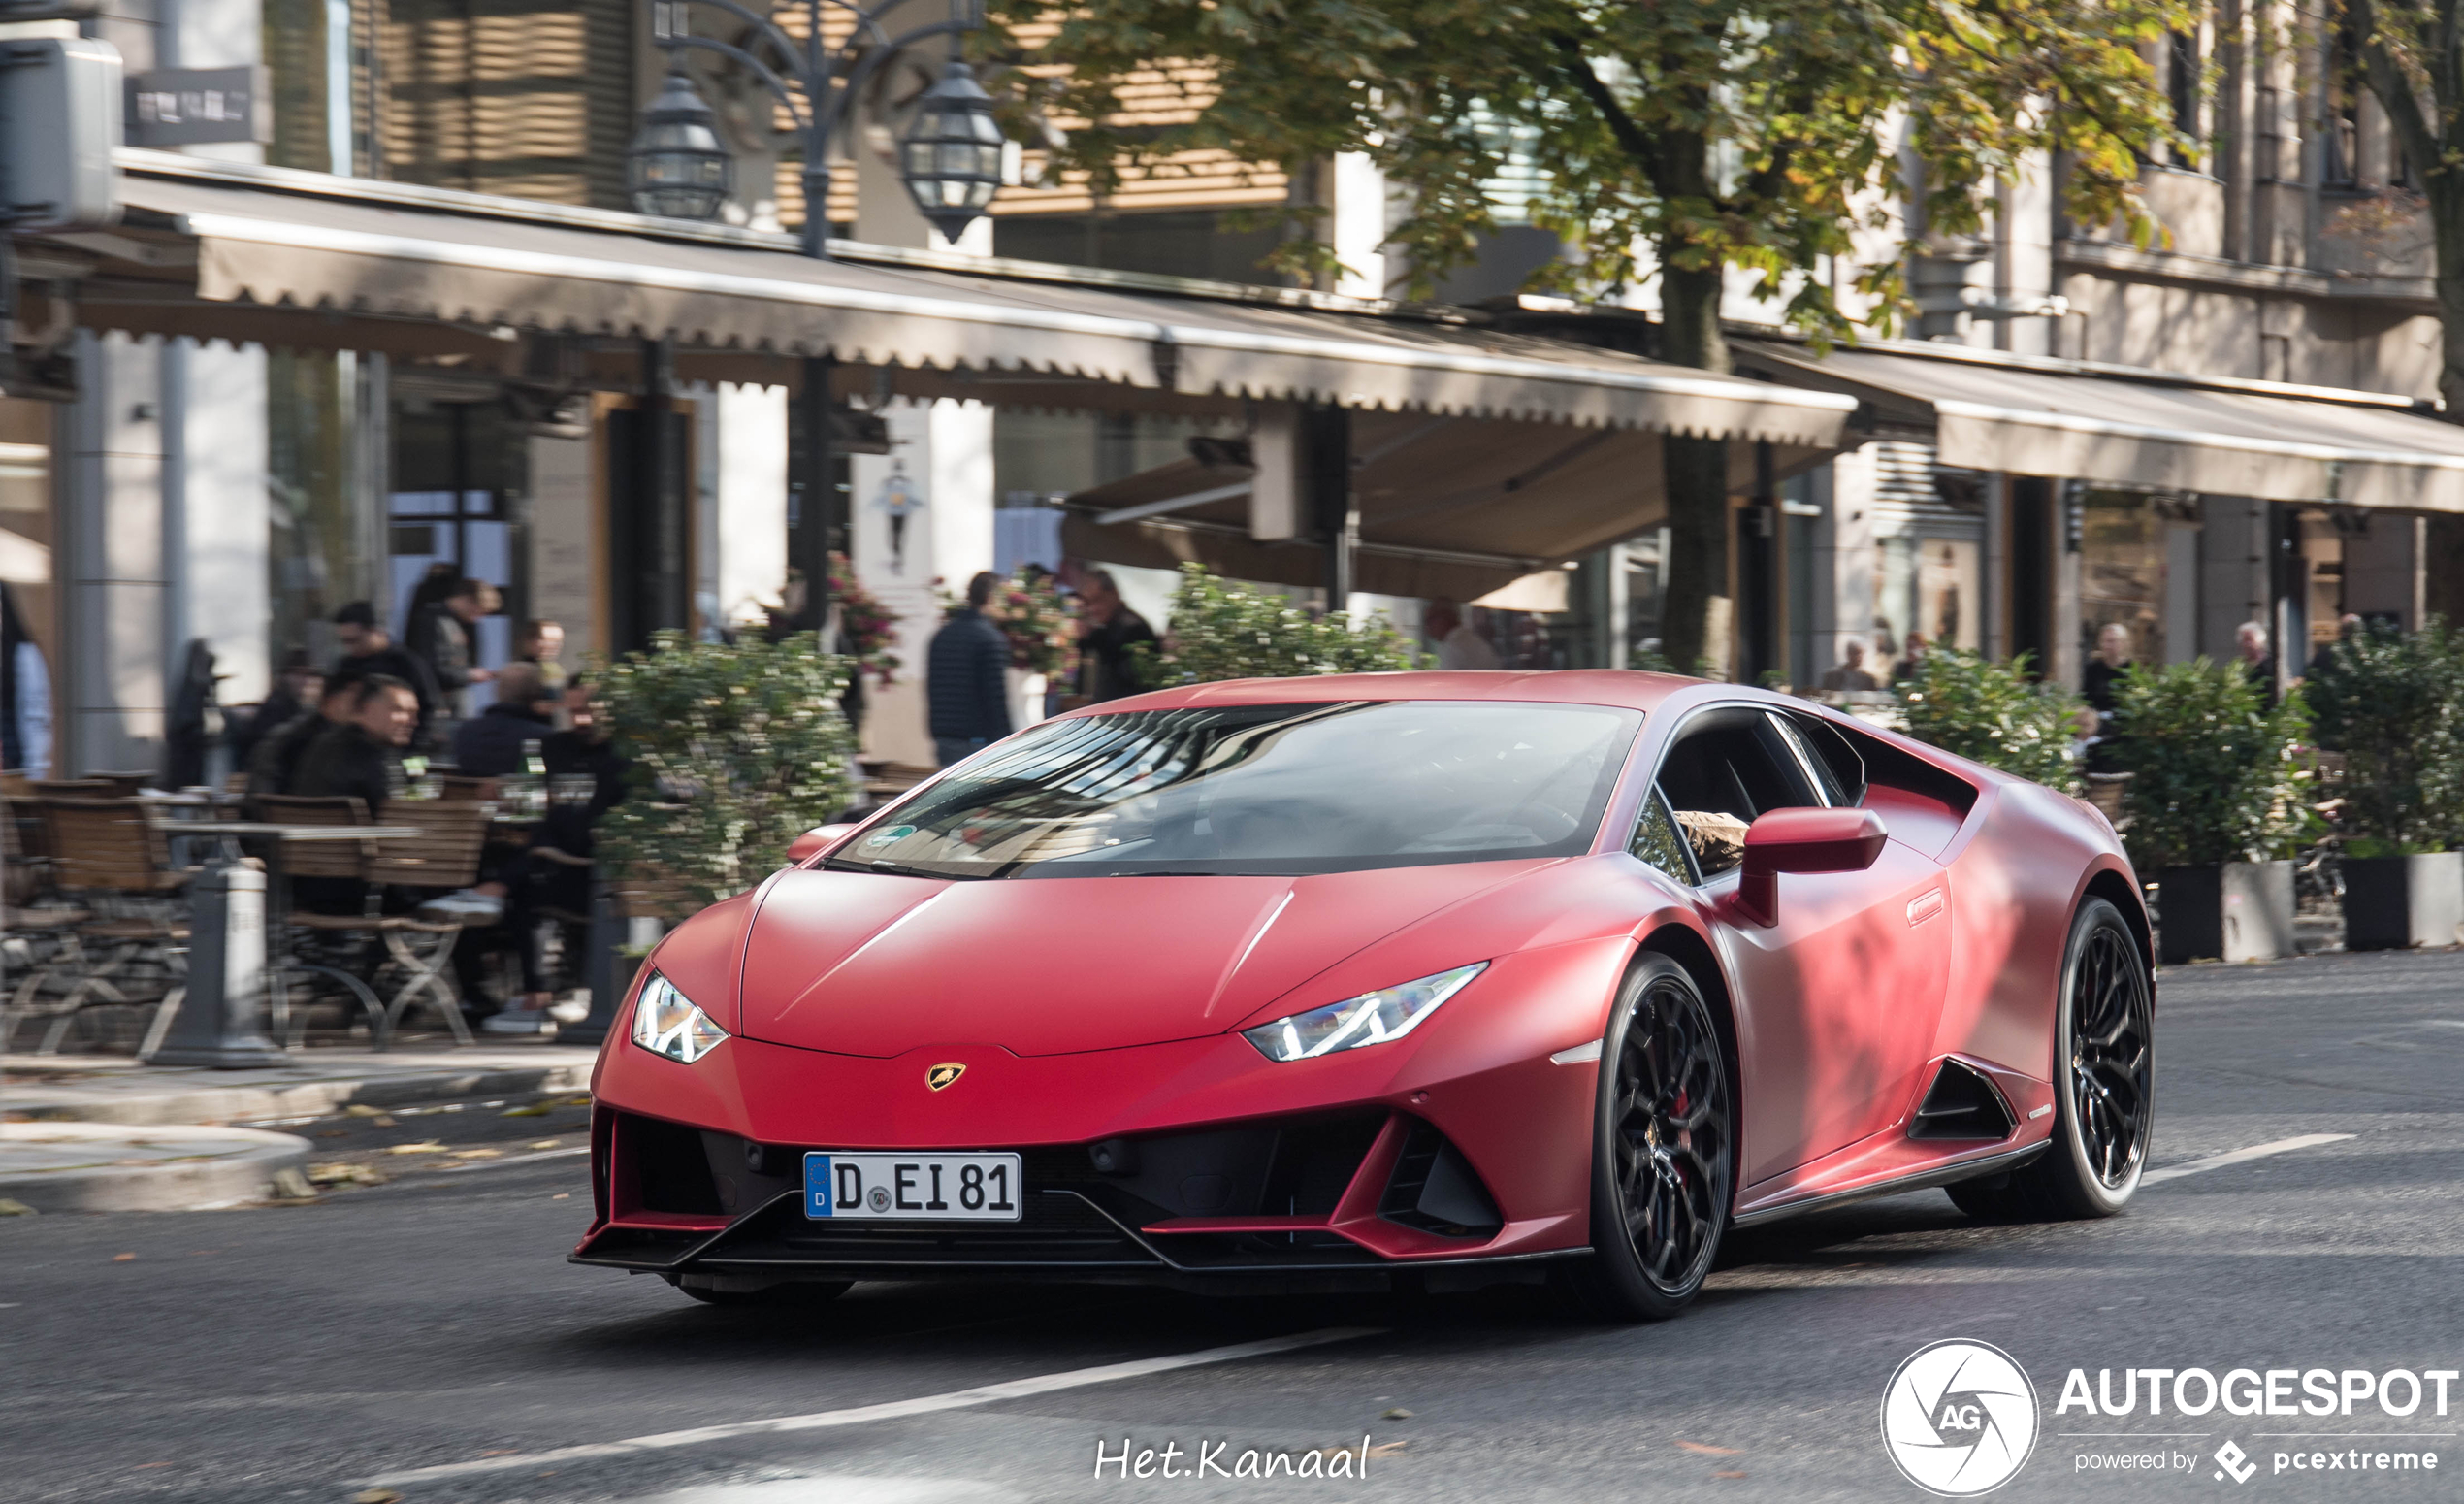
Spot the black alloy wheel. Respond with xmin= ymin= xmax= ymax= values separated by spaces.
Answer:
xmin=1565 ymin=953 xmax=1735 ymax=1321
xmin=1949 ymin=897 xmax=2152 ymax=1222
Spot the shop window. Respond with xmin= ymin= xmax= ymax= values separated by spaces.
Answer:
xmin=2078 ymin=488 xmax=2168 ymax=675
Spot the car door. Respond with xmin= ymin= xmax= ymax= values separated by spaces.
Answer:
xmin=1644 ymin=706 xmax=1950 ymax=1188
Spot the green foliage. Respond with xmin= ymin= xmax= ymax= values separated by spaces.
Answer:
xmin=1133 ymin=564 xmax=1427 ymax=684
xmin=938 ymin=570 xmax=1080 ymax=680
xmin=592 ymin=631 xmax=857 ymax=921
xmin=2107 ymin=660 xmax=2312 ymax=870
xmin=2310 ymin=619 xmax=2464 ymax=850
xmin=1894 ymin=648 xmax=2082 ymax=791
xmin=987 ymin=0 xmax=2194 ymax=339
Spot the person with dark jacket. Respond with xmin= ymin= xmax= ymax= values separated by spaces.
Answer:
xmin=246 ymin=675 xmax=356 ymax=798
xmin=232 ymin=651 xmax=322 ymax=771
xmin=331 ymin=602 xmax=442 ymax=746
xmin=1074 ymin=568 xmax=1158 ymax=703
xmin=289 ymin=675 xmax=419 ymax=914
xmin=482 ymin=677 xmax=631 ymax=1035
xmin=925 ymin=571 xmax=1014 ymax=766
xmin=449 ymin=663 xmax=554 ymax=777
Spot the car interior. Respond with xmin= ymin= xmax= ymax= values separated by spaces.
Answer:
xmin=1638 ymin=707 xmax=1867 ymax=880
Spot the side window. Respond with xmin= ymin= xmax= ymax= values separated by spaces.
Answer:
xmin=1654 ymin=708 xmax=1825 ymax=878
xmin=1630 ymin=784 xmax=1699 ymax=885
xmin=1769 ymin=712 xmax=1852 ymax=807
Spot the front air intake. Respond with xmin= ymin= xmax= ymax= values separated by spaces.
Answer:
xmin=1908 ymin=1060 xmax=2019 ymax=1141
xmin=1379 ymin=1120 xmax=1503 ymax=1237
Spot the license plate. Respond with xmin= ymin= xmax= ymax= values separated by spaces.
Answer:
xmin=802 ymin=1151 xmax=1022 ymax=1221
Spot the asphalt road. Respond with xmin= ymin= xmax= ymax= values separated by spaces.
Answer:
xmin=5 ymin=948 xmax=2462 ymax=1504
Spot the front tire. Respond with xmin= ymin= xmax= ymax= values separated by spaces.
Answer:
xmin=1563 ymin=954 xmax=1735 ymax=1321
xmin=1950 ymin=896 xmax=2152 ymax=1222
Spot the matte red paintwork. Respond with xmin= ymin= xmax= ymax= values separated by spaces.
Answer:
xmin=584 ymin=670 xmax=2145 ymax=1272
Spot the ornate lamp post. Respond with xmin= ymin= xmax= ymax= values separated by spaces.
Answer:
xmin=627 ymin=0 xmax=1007 ymax=641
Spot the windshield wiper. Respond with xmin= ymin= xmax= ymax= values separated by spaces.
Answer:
xmin=821 ymin=857 xmax=989 ymax=881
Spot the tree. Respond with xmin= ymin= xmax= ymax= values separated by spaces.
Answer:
xmin=991 ymin=0 xmax=2190 ymax=673
xmin=2350 ymin=0 xmax=2464 ymax=416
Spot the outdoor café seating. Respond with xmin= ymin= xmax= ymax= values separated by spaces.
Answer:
xmin=4 ymin=797 xmax=194 ymax=1055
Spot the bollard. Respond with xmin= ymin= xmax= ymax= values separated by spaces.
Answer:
xmin=146 ymin=856 xmax=286 ymax=1067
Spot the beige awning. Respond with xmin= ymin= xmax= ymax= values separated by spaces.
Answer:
xmin=1064 ymin=410 xmax=1832 ymax=598
xmin=1735 ymin=339 xmax=2464 ymax=511
xmin=38 ymin=152 xmax=1852 ymax=446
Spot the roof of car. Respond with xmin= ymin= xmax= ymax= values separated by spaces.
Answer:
xmin=1087 ymin=669 xmax=1708 ymax=715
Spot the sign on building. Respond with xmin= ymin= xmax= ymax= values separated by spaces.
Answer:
xmin=125 ymin=65 xmax=268 ymax=147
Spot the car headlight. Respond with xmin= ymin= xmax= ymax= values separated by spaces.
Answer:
xmin=632 ymin=971 xmax=727 ymax=1063
xmin=1241 ymin=963 xmax=1487 ymax=1063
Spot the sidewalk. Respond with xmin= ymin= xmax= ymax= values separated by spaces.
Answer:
xmin=1 ymin=1044 xmax=600 ymax=1127
xmin=0 ymin=1121 xmax=312 ymax=1213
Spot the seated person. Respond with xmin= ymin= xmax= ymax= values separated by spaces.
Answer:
xmin=247 ymin=672 xmax=360 ymax=801
xmin=449 ymin=662 xmax=556 ymax=778
xmin=288 ymin=675 xmax=419 ymax=914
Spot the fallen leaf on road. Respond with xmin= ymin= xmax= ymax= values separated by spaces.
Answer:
xmin=551 ymin=1193 xmax=570 ymax=1200
xmin=343 ymin=1104 xmax=383 ymax=1118
xmin=387 ymin=1141 xmax=446 ymax=1155
xmin=449 ymin=1149 xmax=503 ymax=1160
xmin=1676 ymin=1441 xmax=1742 ymax=1455
xmin=308 ymin=1162 xmax=387 ymax=1187
xmin=528 ymin=1139 xmax=560 ymax=1151
xmin=1714 ymin=1470 xmax=1747 ymax=1479
xmin=354 ymin=1489 xmax=402 ymax=1503
xmin=1379 ymin=1408 xmax=1413 ymax=1420
xmin=373 ymin=1115 xmax=397 ymax=1128
xmin=270 ymin=1168 xmax=318 ymax=1200
xmin=1368 ymin=1441 xmax=1409 ymax=1458
xmin=501 ymin=1102 xmax=552 ymax=1118
xmin=0 ymin=1199 xmax=34 ymax=1217
xmin=112 ymin=1253 xmax=135 ymax=1262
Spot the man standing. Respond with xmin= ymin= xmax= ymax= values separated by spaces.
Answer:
xmin=513 ymin=619 xmax=567 ymax=695
xmin=2083 ymin=622 xmax=2135 ymax=721
xmin=1424 ymin=599 xmax=1501 ymax=670
xmin=1075 ymin=569 xmax=1157 ymax=703
xmin=1 ymin=579 xmax=51 ymax=776
xmin=415 ymin=578 xmax=495 ymax=735
xmin=1817 ymin=639 xmax=1878 ymax=692
xmin=926 ymin=571 xmax=1013 ymax=767
xmin=450 ymin=663 xmax=556 ymax=777
xmin=2236 ymin=620 xmax=2278 ymax=707
xmin=332 ymin=603 xmax=441 ymax=744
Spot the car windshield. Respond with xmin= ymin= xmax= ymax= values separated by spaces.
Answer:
xmin=829 ymin=700 xmax=1642 ymax=879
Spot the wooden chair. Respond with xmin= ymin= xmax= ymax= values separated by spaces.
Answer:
xmin=254 ymin=794 xmax=455 ymax=1049
xmin=361 ymin=800 xmax=493 ymax=1045
xmin=0 ymin=795 xmax=89 ymax=1052
xmin=88 ymin=771 xmax=157 ymax=799
xmin=6 ymin=799 xmax=191 ymax=1055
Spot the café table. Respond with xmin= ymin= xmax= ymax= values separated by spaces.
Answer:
xmin=143 ymin=820 xmax=419 ymax=1067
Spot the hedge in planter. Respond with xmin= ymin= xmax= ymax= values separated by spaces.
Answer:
xmin=2312 ymin=620 xmax=2464 ymax=948
xmin=2107 ymin=660 xmax=2312 ymax=963
xmin=593 ymin=630 xmax=859 ymax=925
xmin=1893 ymin=648 xmax=2082 ymax=792
xmin=1132 ymin=563 xmax=1426 ymax=684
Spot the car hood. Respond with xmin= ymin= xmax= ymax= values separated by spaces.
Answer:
xmin=734 ymin=862 xmax=1551 ymax=1058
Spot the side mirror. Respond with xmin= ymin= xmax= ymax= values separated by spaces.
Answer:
xmin=1735 ymin=807 xmax=1887 ymax=927
xmin=786 ymin=823 xmax=859 ymax=865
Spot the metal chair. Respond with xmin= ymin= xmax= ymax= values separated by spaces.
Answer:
xmin=363 ymin=800 xmax=492 ymax=1045
xmin=6 ymin=798 xmax=191 ymax=1055
xmin=0 ymin=795 xmax=89 ymax=1052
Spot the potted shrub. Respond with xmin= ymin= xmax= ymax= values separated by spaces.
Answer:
xmin=1131 ymin=563 xmax=1426 ymax=683
xmin=2108 ymin=660 xmax=2312 ymax=965
xmin=2313 ymin=621 xmax=2464 ymax=950
xmin=593 ymin=630 xmax=858 ymax=927
xmin=1895 ymin=648 xmax=2083 ymax=791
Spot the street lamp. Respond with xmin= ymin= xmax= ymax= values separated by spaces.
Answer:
xmin=631 ymin=0 xmax=1006 ymax=653
xmin=628 ymin=68 xmax=735 ymax=220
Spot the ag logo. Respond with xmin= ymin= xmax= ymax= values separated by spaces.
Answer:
xmin=1880 ymin=1339 xmax=2039 ymax=1496
xmin=924 ymin=1063 xmax=966 ymax=1091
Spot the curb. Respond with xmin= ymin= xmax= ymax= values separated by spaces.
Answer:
xmin=5 ymin=1061 xmax=596 ymax=1128
xmin=0 ymin=1122 xmax=313 ymax=1212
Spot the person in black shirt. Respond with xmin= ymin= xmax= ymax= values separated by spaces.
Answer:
xmin=2083 ymin=622 xmax=2135 ymax=718
xmin=289 ymin=675 xmax=418 ymax=914
xmin=245 ymin=675 xmax=355 ymax=799
xmin=925 ymin=571 xmax=1014 ymax=766
xmin=331 ymin=602 xmax=443 ymax=747
xmin=483 ymin=677 xmax=631 ymax=1035
xmin=2236 ymin=620 xmax=2278 ymax=708
xmin=449 ymin=663 xmax=555 ymax=778
xmin=1074 ymin=568 xmax=1158 ymax=703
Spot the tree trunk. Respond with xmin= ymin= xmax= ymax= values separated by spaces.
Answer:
xmin=1656 ymin=129 xmax=1735 ymax=677
xmin=2437 ymin=179 xmax=2464 ymax=423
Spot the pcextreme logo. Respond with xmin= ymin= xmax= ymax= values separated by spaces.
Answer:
xmin=1881 ymin=1339 xmax=2041 ymax=1496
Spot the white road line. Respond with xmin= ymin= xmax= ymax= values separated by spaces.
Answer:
xmin=435 ymin=1146 xmax=590 ymax=1173
xmin=358 ymin=1325 xmax=1383 ymax=1488
xmin=2142 ymin=1133 xmax=2355 ymax=1185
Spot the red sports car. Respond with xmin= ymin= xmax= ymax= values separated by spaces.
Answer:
xmin=575 ymin=671 xmax=2153 ymax=1320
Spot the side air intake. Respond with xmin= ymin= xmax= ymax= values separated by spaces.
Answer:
xmin=1908 ymin=1060 xmax=2018 ymax=1141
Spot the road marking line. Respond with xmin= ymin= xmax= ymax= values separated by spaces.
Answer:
xmin=2142 ymin=1133 xmax=2354 ymax=1185
xmin=435 ymin=1146 xmax=589 ymax=1173
xmin=359 ymin=1325 xmax=1383 ymax=1488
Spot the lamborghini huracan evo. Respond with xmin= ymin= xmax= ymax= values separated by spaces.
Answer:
xmin=573 ymin=670 xmax=2154 ymax=1320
